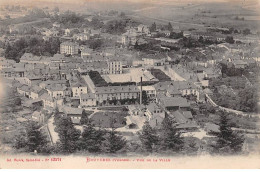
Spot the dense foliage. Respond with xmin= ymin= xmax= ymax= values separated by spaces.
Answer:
xmin=4 ymin=36 xmax=60 ymax=62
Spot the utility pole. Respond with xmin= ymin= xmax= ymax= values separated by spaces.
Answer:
xmin=140 ymin=77 xmax=142 ymax=105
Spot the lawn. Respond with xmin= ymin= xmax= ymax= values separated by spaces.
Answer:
xmin=149 ymin=68 xmax=171 ymax=81
xmin=90 ymin=111 xmax=129 ymax=128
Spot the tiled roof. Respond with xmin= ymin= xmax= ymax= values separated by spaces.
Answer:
xmin=95 ymin=85 xmax=139 ymax=94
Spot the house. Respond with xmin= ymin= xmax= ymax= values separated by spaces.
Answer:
xmin=53 ymin=22 xmax=61 ymax=28
xmin=60 ymin=41 xmax=79 ymax=55
xmin=137 ymin=24 xmax=150 ymax=35
xmin=79 ymin=93 xmax=96 ymax=107
xmin=77 ymin=61 xmax=109 ymax=74
xmin=138 ymin=85 xmax=156 ymax=99
xmin=20 ymin=53 xmax=41 ymax=63
xmin=23 ymin=74 xmax=43 ymax=86
xmin=158 ymin=96 xmax=190 ymax=111
xmin=41 ymin=93 xmax=63 ymax=110
xmin=0 ymin=59 xmax=15 ymax=70
xmin=81 ymin=53 xmax=105 ymax=63
xmin=31 ymin=111 xmax=45 ymax=124
xmin=74 ymin=33 xmax=90 ymax=41
xmin=62 ymin=106 xmax=83 ymax=124
xmin=128 ymin=104 xmax=145 ymax=116
xmin=203 ymin=68 xmax=221 ymax=79
xmin=39 ymin=79 xmax=68 ymax=89
xmin=30 ymin=85 xmax=44 ymax=99
xmin=46 ymin=85 xmax=68 ymax=99
xmin=154 ymin=81 xmax=199 ymax=100
xmin=95 ymin=85 xmax=140 ymax=105
xmin=71 ymin=82 xmax=88 ymax=97
xmin=183 ymin=31 xmax=191 ymax=38
xmin=81 ymin=47 xmax=94 ymax=57
xmin=108 ymin=60 xmax=122 ymax=74
xmin=160 ymin=30 xmax=171 ymax=37
xmin=146 ymin=103 xmax=165 ymax=128
xmin=120 ymin=30 xmax=142 ymax=45
xmin=168 ymin=110 xmax=195 ymax=131
xmin=65 ymin=28 xmax=71 ymax=36
xmin=142 ymin=53 xmax=167 ymax=66
xmin=17 ymin=84 xmax=30 ymax=97
xmin=232 ymin=60 xmax=248 ymax=69
xmin=90 ymin=29 xmax=101 ymax=37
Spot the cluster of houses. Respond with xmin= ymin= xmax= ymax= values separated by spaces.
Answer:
xmin=1 ymin=46 xmax=202 ymax=129
xmin=2 ymin=18 xmax=259 ymax=131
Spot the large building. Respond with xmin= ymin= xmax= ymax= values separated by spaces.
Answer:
xmin=60 ymin=41 xmax=79 ymax=55
xmin=95 ymin=85 xmax=140 ymax=104
xmin=108 ymin=60 xmax=122 ymax=74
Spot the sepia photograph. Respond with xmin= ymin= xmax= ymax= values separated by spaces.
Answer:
xmin=0 ymin=0 xmax=259 ymax=169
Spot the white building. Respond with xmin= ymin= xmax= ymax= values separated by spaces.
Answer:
xmin=60 ymin=41 xmax=79 ymax=55
xmin=71 ymin=82 xmax=88 ymax=97
xmin=79 ymin=93 xmax=96 ymax=107
xmin=108 ymin=60 xmax=122 ymax=74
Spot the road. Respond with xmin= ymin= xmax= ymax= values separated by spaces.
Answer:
xmin=205 ymin=93 xmax=259 ymax=118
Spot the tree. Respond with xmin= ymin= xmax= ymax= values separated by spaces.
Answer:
xmin=167 ymin=22 xmax=173 ymax=32
xmin=26 ymin=122 xmax=48 ymax=152
xmin=80 ymin=109 xmax=89 ymax=125
xmin=138 ymin=121 xmax=159 ymax=153
xmin=243 ymin=28 xmax=251 ymax=35
xmin=120 ymin=12 xmax=126 ymax=17
xmin=159 ymin=116 xmax=184 ymax=152
xmin=225 ymin=36 xmax=235 ymax=44
xmin=211 ymin=112 xmax=244 ymax=154
xmin=80 ymin=121 xmax=106 ymax=153
xmin=13 ymin=121 xmax=48 ymax=153
xmin=238 ymin=86 xmax=258 ymax=112
xmin=54 ymin=6 xmax=59 ymax=13
xmin=55 ymin=117 xmax=81 ymax=153
xmin=13 ymin=131 xmax=27 ymax=150
xmin=150 ymin=22 xmax=157 ymax=32
xmin=102 ymin=128 xmax=126 ymax=153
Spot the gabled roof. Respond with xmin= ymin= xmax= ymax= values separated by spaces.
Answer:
xmin=46 ymin=85 xmax=67 ymax=91
xmin=80 ymin=93 xmax=95 ymax=99
xmin=41 ymin=93 xmax=54 ymax=102
xmin=146 ymin=103 xmax=161 ymax=113
xmin=159 ymin=97 xmax=190 ymax=108
xmin=63 ymin=106 xmax=83 ymax=115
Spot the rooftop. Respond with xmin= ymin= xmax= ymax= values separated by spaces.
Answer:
xmin=95 ymin=85 xmax=139 ymax=94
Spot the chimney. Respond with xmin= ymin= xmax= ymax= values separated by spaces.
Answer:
xmin=140 ymin=77 xmax=142 ymax=105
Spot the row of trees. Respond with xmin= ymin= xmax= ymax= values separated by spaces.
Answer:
xmin=54 ymin=113 xmax=127 ymax=154
xmin=13 ymin=110 xmax=245 ymax=155
xmin=4 ymin=36 xmax=60 ymax=62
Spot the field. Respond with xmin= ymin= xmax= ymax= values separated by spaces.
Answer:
xmin=102 ymin=68 xmax=156 ymax=83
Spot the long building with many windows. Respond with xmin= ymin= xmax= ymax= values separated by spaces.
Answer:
xmin=60 ymin=41 xmax=79 ymax=55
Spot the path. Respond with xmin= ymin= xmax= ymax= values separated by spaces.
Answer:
xmin=205 ymin=92 xmax=259 ymax=118
xmin=47 ymin=116 xmax=59 ymax=144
